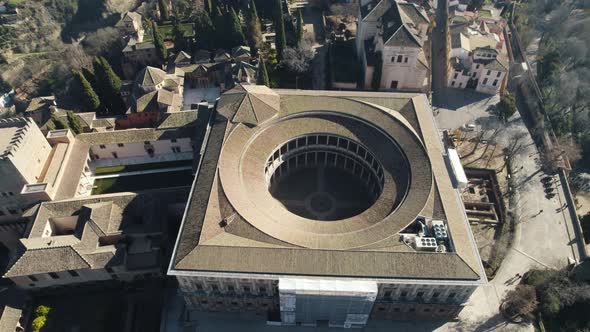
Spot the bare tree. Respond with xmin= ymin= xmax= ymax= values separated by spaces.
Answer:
xmin=501 ymin=285 xmax=538 ymax=321
xmin=281 ymin=38 xmax=315 ymax=88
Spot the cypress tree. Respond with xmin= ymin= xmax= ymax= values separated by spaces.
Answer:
xmin=274 ymin=0 xmax=286 ymax=60
xmin=229 ymin=8 xmax=245 ymax=47
xmin=92 ymin=57 xmax=125 ymax=115
xmin=152 ymin=21 xmax=168 ymax=62
xmin=72 ymin=70 xmax=100 ymax=112
xmin=296 ymin=9 xmax=304 ymax=46
xmin=172 ymin=16 xmax=185 ymax=52
xmin=246 ymin=0 xmax=263 ymax=54
xmin=213 ymin=6 xmax=227 ymax=48
xmin=81 ymin=67 xmax=97 ymax=90
xmin=257 ymin=57 xmax=269 ymax=86
xmin=158 ymin=0 xmax=169 ymax=21
xmin=67 ymin=111 xmax=83 ymax=134
xmin=194 ymin=11 xmax=215 ymax=50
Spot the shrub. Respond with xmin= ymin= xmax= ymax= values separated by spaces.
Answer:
xmin=31 ymin=316 xmax=46 ymax=332
xmin=539 ymin=290 xmax=561 ymax=317
xmin=502 ymin=285 xmax=538 ymax=320
xmin=524 ymin=269 xmax=557 ymax=287
xmin=499 ymin=93 xmax=516 ymax=120
xmin=34 ymin=305 xmax=50 ymax=317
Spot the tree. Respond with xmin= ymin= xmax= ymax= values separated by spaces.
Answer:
xmin=274 ymin=0 xmax=286 ymax=60
xmin=498 ymin=93 xmax=516 ymax=120
xmin=158 ymin=0 xmax=169 ymax=21
xmin=229 ymin=8 xmax=245 ymax=47
xmin=213 ymin=6 xmax=228 ymax=48
xmin=296 ymin=9 xmax=304 ymax=46
xmin=246 ymin=0 xmax=263 ymax=54
xmin=176 ymin=0 xmax=192 ymax=17
xmin=50 ymin=112 xmax=68 ymax=130
xmin=172 ymin=14 xmax=185 ymax=52
xmin=194 ymin=11 xmax=215 ymax=50
xmin=501 ymin=285 xmax=538 ymax=321
xmin=257 ymin=57 xmax=269 ymax=86
xmin=34 ymin=305 xmax=51 ymax=317
xmin=72 ymin=70 xmax=100 ymax=111
xmin=92 ymin=57 xmax=125 ymax=115
xmin=67 ymin=111 xmax=82 ymax=134
xmin=281 ymin=39 xmax=314 ymax=88
xmin=152 ymin=21 xmax=168 ymax=62
xmin=371 ymin=51 xmax=382 ymax=90
xmin=31 ymin=316 xmax=46 ymax=332
xmin=81 ymin=67 xmax=97 ymax=90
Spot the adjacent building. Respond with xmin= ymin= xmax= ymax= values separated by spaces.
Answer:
xmin=168 ymin=86 xmax=486 ymax=328
xmin=357 ymin=0 xmax=431 ymax=91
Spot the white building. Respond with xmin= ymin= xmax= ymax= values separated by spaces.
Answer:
xmin=357 ymin=0 xmax=431 ymax=91
xmin=448 ymin=46 xmax=507 ymax=95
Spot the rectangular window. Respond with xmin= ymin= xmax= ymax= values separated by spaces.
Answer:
xmin=228 ymin=285 xmax=234 ymax=291
xmin=67 ymin=270 xmax=79 ymax=277
xmin=117 ymin=143 xmax=124 ymax=147
xmin=476 ymin=64 xmax=480 ymax=69
xmin=211 ymin=284 xmax=219 ymax=291
xmin=453 ymin=73 xmax=458 ymax=79
xmin=259 ymin=287 xmax=266 ymax=293
xmin=483 ymin=78 xmax=488 ymax=85
xmin=384 ymin=291 xmax=392 ymax=298
xmin=433 ymin=292 xmax=440 ymax=298
xmin=196 ymin=283 xmax=203 ymax=290
xmin=172 ymin=146 xmax=181 ymax=153
xmin=459 ymin=83 xmax=463 ymax=88
xmin=390 ymin=81 xmax=398 ymax=89
xmin=493 ymin=79 xmax=498 ymax=86
xmin=401 ymin=291 xmax=407 ymax=297
xmin=417 ymin=291 xmax=424 ymax=297
xmin=497 ymin=71 xmax=501 ymax=77
xmin=49 ymin=272 xmax=59 ymax=279
xmin=449 ymin=292 xmax=456 ymax=298
xmin=29 ymin=275 xmax=38 ymax=282
xmin=112 ymin=152 xmax=118 ymax=159
xmin=472 ymin=72 xmax=477 ymax=77
xmin=106 ymin=267 xmax=114 ymax=273
xmin=397 ymin=55 xmax=403 ymax=62
xmin=243 ymin=286 xmax=251 ymax=293
xmin=99 ymin=144 xmax=106 ymax=149
xmin=451 ymin=81 xmax=455 ymax=87
xmin=171 ymin=138 xmax=177 ymax=143
xmin=486 ymin=70 xmax=491 ymax=76
xmin=144 ymin=141 xmax=150 ymax=145
xmin=391 ymin=56 xmax=396 ymax=63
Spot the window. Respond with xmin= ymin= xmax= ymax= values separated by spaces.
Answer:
xmin=49 ymin=272 xmax=59 ymax=279
xmin=451 ymin=81 xmax=455 ymax=87
xmin=8 ymin=192 xmax=13 ymax=196
xmin=476 ymin=64 xmax=480 ymax=69
xmin=472 ymin=72 xmax=477 ymax=77
xmin=243 ymin=286 xmax=251 ymax=293
xmin=228 ymin=285 xmax=235 ymax=291
xmin=106 ymin=267 xmax=114 ymax=273
xmin=486 ymin=70 xmax=491 ymax=76
xmin=391 ymin=56 xmax=396 ymax=62
xmin=417 ymin=291 xmax=424 ymax=297
xmin=196 ymin=283 xmax=203 ymax=290
xmin=453 ymin=73 xmax=458 ymax=79
xmin=459 ymin=83 xmax=463 ymax=88
xmin=29 ymin=275 xmax=38 ymax=282
xmin=496 ymin=71 xmax=501 ymax=77
xmin=401 ymin=291 xmax=407 ymax=297
xmin=117 ymin=143 xmax=124 ymax=147
xmin=483 ymin=78 xmax=488 ymax=85
xmin=67 ymin=270 xmax=79 ymax=277
xmin=172 ymin=146 xmax=181 ymax=153
xmin=99 ymin=144 xmax=106 ymax=149
xmin=493 ymin=79 xmax=498 ymax=86
xmin=259 ymin=287 xmax=266 ymax=293
xmin=433 ymin=292 xmax=440 ymax=298
xmin=171 ymin=138 xmax=177 ymax=143
xmin=404 ymin=57 xmax=408 ymax=63
xmin=448 ymin=292 xmax=456 ymax=299
xmin=397 ymin=55 xmax=403 ymax=62
xmin=112 ymin=152 xmax=118 ymax=159
xmin=211 ymin=285 xmax=219 ymax=291
xmin=390 ymin=81 xmax=398 ymax=89
xmin=384 ymin=291 xmax=392 ymax=298
xmin=144 ymin=141 xmax=150 ymax=145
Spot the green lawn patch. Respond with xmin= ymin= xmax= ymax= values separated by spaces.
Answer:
xmin=157 ymin=23 xmax=195 ymax=39
xmin=92 ymin=169 xmax=193 ymax=195
xmin=94 ymin=160 xmax=193 ymax=175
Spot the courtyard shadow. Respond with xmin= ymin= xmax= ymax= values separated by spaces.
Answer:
xmin=434 ymin=87 xmax=496 ymax=111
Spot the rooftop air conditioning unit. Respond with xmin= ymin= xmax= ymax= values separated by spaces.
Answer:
xmin=414 ymin=236 xmax=437 ymax=251
xmin=432 ymin=220 xmax=448 ymax=240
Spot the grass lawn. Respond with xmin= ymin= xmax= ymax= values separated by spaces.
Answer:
xmin=95 ymin=160 xmax=193 ymax=175
xmin=92 ymin=169 xmax=193 ymax=195
xmin=157 ymin=23 xmax=195 ymax=39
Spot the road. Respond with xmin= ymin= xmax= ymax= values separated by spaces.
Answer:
xmin=431 ymin=0 xmax=448 ymax=108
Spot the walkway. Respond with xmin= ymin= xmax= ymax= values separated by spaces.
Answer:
xmin=91 ymin=153 xmax=193 ymax=169
xmin=93 ymin=166 xmax=193 ymax=179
